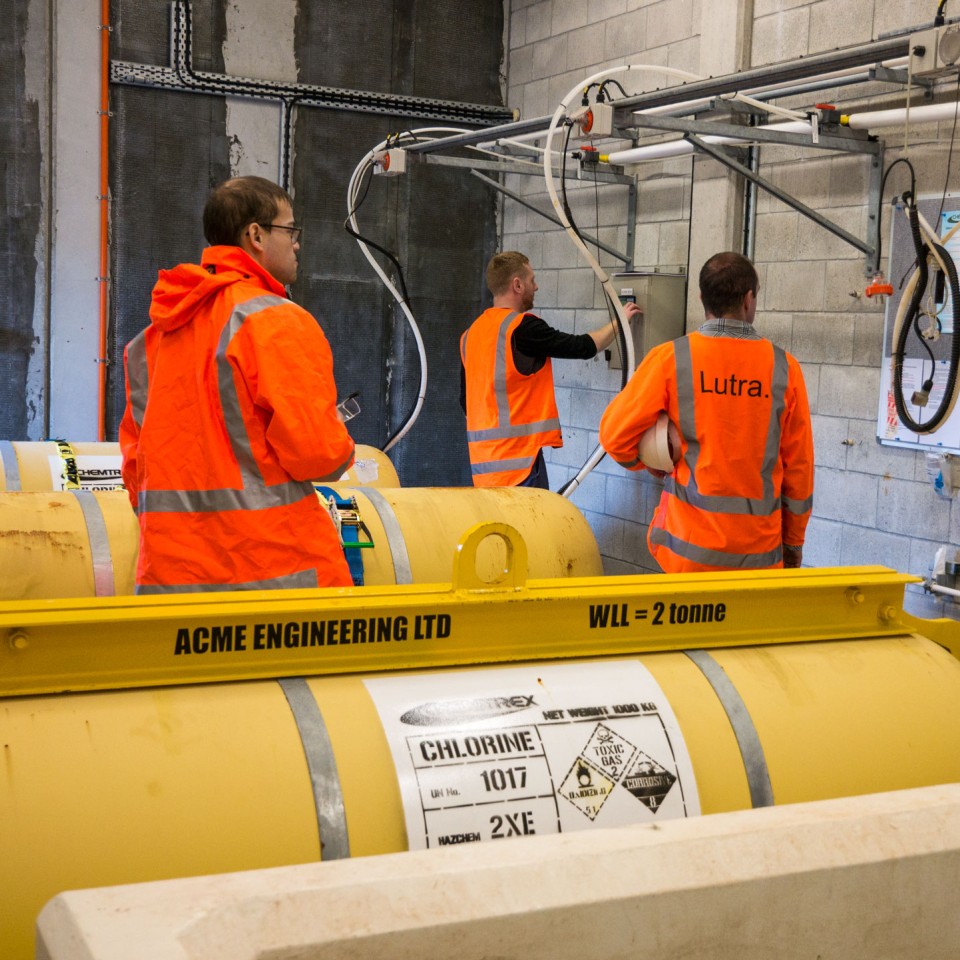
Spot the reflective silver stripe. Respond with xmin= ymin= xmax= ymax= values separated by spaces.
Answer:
xmin=0 ymin=441 xmax=20 ymax=490
xmin=278 ymin=677 xmax=350 ymax=861
xmin=358 ymin=487 xmax=412 ymax=584
xmin=471 ymin=454 xmax=537 ymax=476
xmin=134 ymin=568 xmax=320 ymax=594
xmin=783 ymin=493 xmax=813 ymax=515
xmin=139 ymin=481 xmax=314 ymax=513
xmin=314 ymin=447 xmax=357 ymax=482
xmin=137 ymin=294 xmax=315 ymax=515
xmin=494 ymin=310 xmax=519 ymax=427
xmin=72 ymin=490 xmax=115 ymax=597
xmin=466 ymin=417 xmax=560 ymax=442
xmin=613 ymin=453 xmax=642 ymax=469
xmin=684 ymin=649 xmax=773 ymax=808
xmin=650 ymin=525 xmax=782 ymax=569
xmin=669 ymin=337 xmax=787 ymax=516
xmin=126 ymin=330 xmax=148 ymax=428
xmin=217 ymin=295 xmax=287 ymax=485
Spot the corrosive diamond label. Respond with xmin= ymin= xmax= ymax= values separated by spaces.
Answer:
xmin=558 ymin=756 xmax=616 ymax=821
xmin=581 ymin=723 xmax=636 ymax=781
xmin=621 ymin=751 xmax=676 ymax=812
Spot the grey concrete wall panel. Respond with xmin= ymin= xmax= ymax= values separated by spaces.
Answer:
xmin=106 ymin=2 xmax=230 ymax=436
xmin=294 ymin=0 xmax=502 ymax=486
xmin=99 ymin=0 xmax=503 ymax=488
xmin=0 ymin=0 xmax=42 ymax=439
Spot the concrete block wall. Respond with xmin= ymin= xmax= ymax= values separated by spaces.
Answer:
xmin=503 ymin=0 xmax=960 ymax=611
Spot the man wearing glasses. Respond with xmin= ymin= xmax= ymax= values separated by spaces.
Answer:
xmin=119 ymin=175 xmax=355 ymax=593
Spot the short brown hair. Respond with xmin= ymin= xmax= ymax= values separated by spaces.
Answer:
xmin=699 ymin=251 xmax=758 ymax=317
xmin=203 ymin=176 xmax=293 ymax=246
xmin=486 ymin=251 xmax=530 ymax=296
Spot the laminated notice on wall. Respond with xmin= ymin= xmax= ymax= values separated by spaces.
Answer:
xmin=364 ymin=660 xmax=699 ymax=850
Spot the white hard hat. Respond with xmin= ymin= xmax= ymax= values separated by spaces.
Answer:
xmin=638 ymin=412 xmax=681 ymax=472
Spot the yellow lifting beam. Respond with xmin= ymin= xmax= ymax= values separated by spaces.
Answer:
xmin=1 ymin=523 xmax=957 ymax=699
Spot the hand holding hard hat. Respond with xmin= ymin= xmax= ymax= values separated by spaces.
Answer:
xmin=637 ymin=412 xmax=682 ymax=477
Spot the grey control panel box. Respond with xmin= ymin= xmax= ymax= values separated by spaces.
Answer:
xmin=607 ymin=271 xmax=687 ymax=370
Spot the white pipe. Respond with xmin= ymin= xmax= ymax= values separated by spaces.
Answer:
xmin=606 ymin=97 xmax=960 ymax=166
xmin=845 ymin=99 xmax=960 ymax=129
xmin=605 ymin=120 xmax=812 ymax=165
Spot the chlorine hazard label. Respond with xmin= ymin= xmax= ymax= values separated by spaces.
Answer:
xmin=364 ymin=660 xmax=699 ymax=850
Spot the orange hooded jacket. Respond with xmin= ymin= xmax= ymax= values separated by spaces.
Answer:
xmin=600 ymin=320 xmax=813 ymax=572
xmin=460 ymin=307 xmax=563 ymax=486
xmin=119 ymin=246 xmax=355 ymax=593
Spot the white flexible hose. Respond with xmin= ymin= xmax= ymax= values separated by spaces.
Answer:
xmin=927 ymin=581 xmax=960 ymax=599
xmin=889 ymin=210 xmax=960 ymax=432
xmin=347 ymin=127 xmax=471 ymax=453
xmin=548 ymin=65 xmax=706 ymax=497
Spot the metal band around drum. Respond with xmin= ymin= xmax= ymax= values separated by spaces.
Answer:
xmin=70 ymin=490 xmax=115 ymax=597
xmin=278 ymin=678 xmax=350 ymax=861
xmin=356 ymin=486 xmax=413 ymax=584
xmin=0 ymin=440 xmax=20 ymax=490
xmin=684 ymin=649 xmax=774 ymax=808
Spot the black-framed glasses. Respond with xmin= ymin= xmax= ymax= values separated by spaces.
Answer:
xmin=259 ymin=223 xmax=303 ymax=243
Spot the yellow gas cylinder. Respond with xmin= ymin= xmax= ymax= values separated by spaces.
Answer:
xmin=345 ymin=485 xmax=602 ymax=585
xmin=1 ymin=548 xmax=959 ymax=960
xmin=0 ymin=441 xmax=400 ymax=490
xmin=0 ymin=487 xmax=600 ymax=599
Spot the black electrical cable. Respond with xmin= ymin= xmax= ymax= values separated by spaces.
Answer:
xmin=876 ymin=157 xmax=917 ymax=270
xmin=560 ymin=121 xmax=582 ymax=236
xmin=343 ymin=154 xmax=418 ymax=450
xmin=559 ymin=122 xmax=630 ymax=387
xmin=343 ymin=164 xmax=412 ymax=306
xmin=936 ymin=0 xmax=949 ymax=25
xmin=892 ymin=194 xmax=960 ymax=433
xmin=598 ymin=79 xmax=629 ymax=101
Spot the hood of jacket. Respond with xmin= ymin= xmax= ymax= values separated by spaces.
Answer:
xmin=148 ymin=246 xmax=287 ymax=333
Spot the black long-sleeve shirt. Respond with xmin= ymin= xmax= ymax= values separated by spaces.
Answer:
xmin=460 ymin=313 xmax=598 ymax=412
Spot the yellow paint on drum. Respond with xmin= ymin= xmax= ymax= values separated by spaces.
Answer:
xmin=0 ymin=491 xmax=139 ymax=599
xmin=345 ymin=485 xmax=603 ymax=585
xmin=3 ymin=636 xmax=960 ymax=960
xmin=0 ymin=487 xmax=600 ymax=599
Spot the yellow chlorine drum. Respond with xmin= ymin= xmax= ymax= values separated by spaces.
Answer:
xmin=0 ymin=486 xmax=601 ymax=599
xmin=2 ymin=628 xmax=960 ymax=960
xmin=0 ymin=441 xmax=400 ymax=491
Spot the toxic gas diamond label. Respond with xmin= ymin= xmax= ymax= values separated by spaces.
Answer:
xmin=365 ymin=661 xmax=699 ymax=850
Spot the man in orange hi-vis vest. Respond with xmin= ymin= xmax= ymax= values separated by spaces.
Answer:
xmin=600 ymin=251 xmax=814 ymax=572
xmin=461 ymin=251 xmax=641 ymax=488
xmin=119 ymin=176 xmax=355 ymax=593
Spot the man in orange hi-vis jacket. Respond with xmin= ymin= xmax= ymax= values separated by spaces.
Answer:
xmin=119 ymin=176 xmax=355 ymax=593
xmin=600 ymin=251 xmax=813 ymax=573
xmin=461 ymin=251 xmax=641 ymax=488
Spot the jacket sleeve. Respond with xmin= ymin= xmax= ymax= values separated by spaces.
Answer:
xmin=779 ymin=355 xmax=814 ymax=546
xmin=235 ymin=304 xmax=355 ymax=482
xmin=118 ymin=342 xmax=141 ymax=514
xmin=599 ymin=342 xmax=675 ymax=471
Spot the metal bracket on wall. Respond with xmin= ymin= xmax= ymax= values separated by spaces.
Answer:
xmin=109 ymin=1 xmax=514 ymax=187
xmin=684 ymin=131 xmax=882 ymax=277
xmin=469 ymin=170 xmax=634 ymax=268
